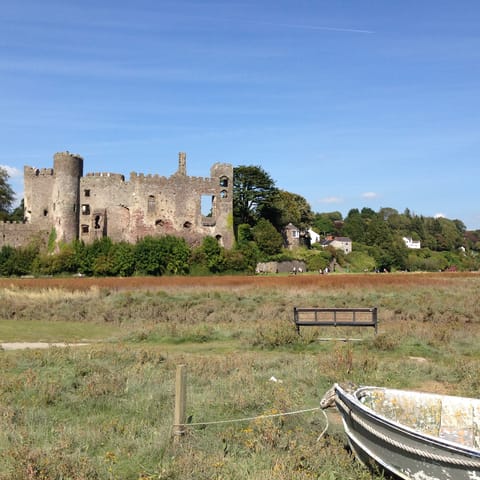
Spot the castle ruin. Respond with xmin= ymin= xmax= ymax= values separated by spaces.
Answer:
xmin=1 ymin=152 xmax=234 ymax=249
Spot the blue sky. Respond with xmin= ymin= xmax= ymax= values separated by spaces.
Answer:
xmin=1 ymin=1 xmax=479 ymax=229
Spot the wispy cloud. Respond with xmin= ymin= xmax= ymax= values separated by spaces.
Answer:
xmin=434 ymin=212 xmax=446 ymax=219
xmin=320 ymin=196 xmax=343 ymax=204
xmin=0 ymin=165 xmax=22 ymax=178
xmin=362 ymin=192 xmax=378 ymax=199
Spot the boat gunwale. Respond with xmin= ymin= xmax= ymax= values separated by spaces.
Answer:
xmin=335 ymin=384 xmax=480 ymax=459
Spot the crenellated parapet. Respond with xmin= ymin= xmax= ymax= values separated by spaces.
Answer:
xmin=1 ymin=220 xmax=25 ymax=225
xmin=86 ymin=172 xmax=126 ymax=181
xmin=24 ymin=166 xmax=54 ymax=177
xmin=129 ymin=172 xmax=168 ymax=180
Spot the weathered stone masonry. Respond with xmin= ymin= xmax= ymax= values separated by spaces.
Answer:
xmin=1 ymin=152 xmax=234 ymax=249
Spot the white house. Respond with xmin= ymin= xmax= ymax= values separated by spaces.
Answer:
xmin=403 ymin=237 xmax=421 ymax=249
xmin=321 ymin=236 xmax=352 ymax=254
xmin=308 ymin=229 xmax=321 ymax=244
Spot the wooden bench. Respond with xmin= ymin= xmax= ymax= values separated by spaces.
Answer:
xmin=293 ymin=307 xmax=378 ymax=336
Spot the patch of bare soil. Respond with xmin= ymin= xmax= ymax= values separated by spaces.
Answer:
xmin=0 ymin=342 xmax=89 ymax=350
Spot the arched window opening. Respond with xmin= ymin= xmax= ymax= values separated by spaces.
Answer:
xmin=147 ymin=195 xmax=155 ymax=213
xmin=219 ymin=176 xmax=228 ymax=187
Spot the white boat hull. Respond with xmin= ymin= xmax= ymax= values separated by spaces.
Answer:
xmin=333 ymin=385 xmax=480 ymax=480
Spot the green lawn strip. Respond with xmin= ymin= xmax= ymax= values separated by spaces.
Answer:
xmin=0 ymin=319 xmax=121 ymax=343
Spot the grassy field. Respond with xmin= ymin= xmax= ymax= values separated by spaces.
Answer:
xmin=1 ymin=272 xmax=480 ymax=479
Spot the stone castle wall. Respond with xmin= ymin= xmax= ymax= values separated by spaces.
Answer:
xmin=1 ymin=151 xmax=234 ymax=250
xmin=0 ymin=222 xmax=49 ymax=249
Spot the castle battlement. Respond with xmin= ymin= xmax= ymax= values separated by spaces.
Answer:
xmin=129 ymin=172 xmax=168 ymax=182
xmin=24 ymin=166 xmax=54 ymax=177
xmin=85 ymin=172 xmax=125 ymax=181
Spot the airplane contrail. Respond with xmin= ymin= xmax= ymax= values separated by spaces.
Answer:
xmin=258 ymin=21 xmax=374 ymax=34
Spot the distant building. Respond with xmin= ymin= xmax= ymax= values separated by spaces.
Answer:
xmin=321 ymin=236 xmax=352 ymax=254
xmin=283 ymin=222 xmax=301 ymax=249
xmin=403 ymin=237 xmax=421 ymax=249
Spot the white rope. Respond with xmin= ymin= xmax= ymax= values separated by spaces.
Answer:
xmin=316 ymin=408 xmax=330 ymax=442
xmin=175 ymin=406 xmax=321 ymax=428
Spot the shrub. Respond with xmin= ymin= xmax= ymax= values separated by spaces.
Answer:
xmin=135 ymin=236 xmax=190 ymax=275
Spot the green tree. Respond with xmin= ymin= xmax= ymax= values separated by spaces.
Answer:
xmin=111 ymin=242 xmax=136 ymax=276
xmin=251 ymin=218 xmax=284 ymax=257
xmin=0 ymin=166 xmax=15 ymax=219
xmin=236 ymin=223 xmax=254 ymax=245
xmin=264 ymin=190 xmax=314 ymax=231
xmin=32 ymin=243 xmax=79 ymax=275
xmin=233 ymin=165 xmax=277 ymax=228
xmin=312 ymin=211 xmax=342 ymax=236
xmin=365 ymin=215 xmax=392 ymax=247
xmin=234 ymin=241 xmax=260 ymax=273
xmin=1 ymin=244 xmax=39 ymax=276
xmin=8 ymin=199 xmax=24 ymax=222
xmin=135 ymin=236 xmax=190 ymax=276
xmin=200 ymin=236 xmax=226 ymax=273
xmin=343 ymin=209 xmax=366 ymax=242
xmin=0 ymin=245 xmax=16 ymax=276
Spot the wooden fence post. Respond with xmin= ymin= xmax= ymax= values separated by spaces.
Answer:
xmin=173 ymin=364 xmax=187 ymax=441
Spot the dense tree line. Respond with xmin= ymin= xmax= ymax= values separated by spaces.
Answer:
xmin=1 ymin=164 xmax=479 ymax=276
xmin=0 ymin=235 xmax=262 ymax=277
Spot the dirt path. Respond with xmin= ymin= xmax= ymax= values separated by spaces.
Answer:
xmin=1 ymin=342 xmax=89 ymax=350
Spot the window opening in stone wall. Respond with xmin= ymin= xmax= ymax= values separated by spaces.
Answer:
xmin=81 ymin=224 xmax=89 ymax=234
xmin=43 ymin=209 xmax=48 ymax=217
xmin=220 ymin=190 xmax=227 ymax=199
xmin=215 ymin=234 xmax=223 ymax=246
xmin=82 ymin=204 xmax=90 ymax=215
xmin=220 ymin=176 xmax=228 ymax=187
xmin=183 ymin=221 xmax=192 ymax=229
xmin=201 ymin=195 xmax=214 ymax=217
xmin=94 ymin=215 xmax=102 ymax=229
xmin=155 ymin=219 xmax=164 ymax=226
xmin=147 ymin=195 xmax=155 ymax=213
xmin=84 ymin=189 xmax=90 ymax=197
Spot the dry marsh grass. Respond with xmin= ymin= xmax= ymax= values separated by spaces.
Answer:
xmin=1 ymin=272 xmax=480 ymax=479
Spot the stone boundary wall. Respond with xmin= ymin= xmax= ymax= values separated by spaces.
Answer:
xmin=256 ymin=260 xmax=307 ymax=274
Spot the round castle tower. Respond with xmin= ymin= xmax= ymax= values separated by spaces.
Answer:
xmin=53 ymin=152 xmax=83 ymax=243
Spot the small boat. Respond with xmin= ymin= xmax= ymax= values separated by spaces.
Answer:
xmin=321 ymin=383 xmax=480 ymax=479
